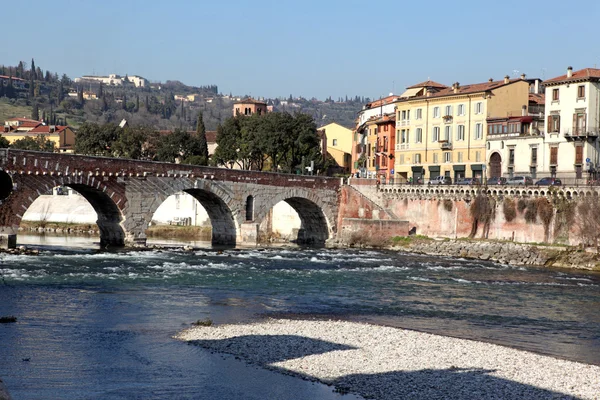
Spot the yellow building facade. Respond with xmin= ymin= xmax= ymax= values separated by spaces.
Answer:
xmin=393 ymin=77 xmax=530 ymax=183
xmin=318 ymin=122 xmax=353 ymax=171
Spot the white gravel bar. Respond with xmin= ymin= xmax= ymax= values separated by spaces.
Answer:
xmin=176 ymin=319 xmax=600 ymax=400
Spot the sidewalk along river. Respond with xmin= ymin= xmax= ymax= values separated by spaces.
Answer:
xmin=0 ymin=235 xmax=599 ymax=399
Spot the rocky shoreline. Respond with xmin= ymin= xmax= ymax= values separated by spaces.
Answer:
xmin=177 ymin=318 xmax=600 ymax=400
xmin=398 ymin=239 xmax=600 ymax=271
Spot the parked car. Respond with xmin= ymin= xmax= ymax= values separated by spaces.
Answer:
xmin=428 ymin=175 xmax=452 ymax=185
xmin=535 ymin=177 xmax=562 ymax=186
xmin=487 ymin=177 xmax=507 ymax=185
xmin=507 ymin=176 xmax=533 ymax=186
xmin=456 ymin=177 xmax=480 ymax=185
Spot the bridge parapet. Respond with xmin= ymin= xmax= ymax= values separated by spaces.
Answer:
xmin=0 ymin=149 xmax=341 ymax=191
xmin=377 ymin=183 xmax=600 ymax=200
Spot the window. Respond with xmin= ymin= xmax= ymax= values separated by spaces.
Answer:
xmin=414 ymin=153 xmax=421 ymax=164
xmin=457 ymin=125 xmax=465 ymax=141
xmin=433 ymin=153 xmax=439 ymax=164
xmin=433 ymin=107 xmax=440 ymax=118
xmin=415 ymin=128 xmax=423 ymax=143
xmin=475 ymin=151 xmax=481 ymax=162
xmin=401 ymin=110 xmax=407 ymax=120
xmin=573 ymin=112 xmax=587 ymax=135
xmin=416 ymin=108 xmax=422 ymax=120
xmin=383 ymin=137 xmax=388 ymax=152
xmin=444 ymin=105 xmax=453 ymax=116
xmin=458 ymin=152 xmax=463 ymax=162
xmin=552 ymin=88 xmax=559 ymax=101
xmin=458 ymin=104 xmax=465 ymax=116
xmin=444 ymin=152 xmax=452 ymax=163
xmin=508 ymin=148 xmax=515 ymax=166
xmin=432 ymin=126 xmax=440 ymax=142
xmin=547 ymin=115 xmax=561 ymax=133
xmin=401 ymin=129 xmax=408 ymax=143
xmin=550 ymin=147 xmax=558 ymax=165
xmin=475 ymin=102 xmax=483 ymax=114
xmin=531 ymin=147 xmax=538 ymax=165
xmin=399 ymin=154 xmax=405 ymax=164
xmin=575 ymin=145 xmax=583 ymax=164
xmin=332 ymin=139 xmax=338 ymax=146
xmin=578 ymin=85 xmax=585 ymax=98
xmin=475 ymin=123 xmax=483 ymax=140
xmin=444 ymin=125 xmax=452 ymax=141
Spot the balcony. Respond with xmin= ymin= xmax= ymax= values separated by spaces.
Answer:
xmin=564 ymin=128 xmax=600 ymax=139
xmin=440 ymin=141 xmax=453 ymax=150
xmin=442 ymin=115 xmax=453 ymax=123
xmin=396 ymin=143 xmax=410 ymax=150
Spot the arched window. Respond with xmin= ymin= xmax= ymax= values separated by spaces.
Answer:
xmin=245 ymin=195 xmax=254 ymax=221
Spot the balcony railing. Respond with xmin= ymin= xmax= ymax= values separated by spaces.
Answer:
xmin=564 ymin=128 xmax=600 ymax=138
xmin=441 ymin=142 xmax=453 ymax=150
xmin=396 ymin=143 xmax=410 ymax=150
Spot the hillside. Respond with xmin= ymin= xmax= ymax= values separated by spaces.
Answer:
xmin=0 ymin=60 xmax=364 ymax=131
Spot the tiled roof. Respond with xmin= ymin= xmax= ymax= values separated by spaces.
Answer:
xmin=397 ymin=78 xmax=524 ymax=102
xmin=365 ymin=94 xmax=397 ymax=109
xmin=544 ymin=68 xmax=600 ymax=84
xmin=406 ymin=80 xmax=447 ymax=89
xmin=18 ymin=121 xmax=42 ymax=128
xmin=5 ymin=117 xmax=40 ymax=123
xmin=234 ymin=97 xmax=267 ymax=105
xmin=29 ymin=125 xmax=67 ymax=134
xmin=528 ymin=93 xmax=545 ymax=105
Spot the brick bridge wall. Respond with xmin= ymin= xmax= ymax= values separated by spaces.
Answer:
xmin=0 ymin=150 xmax=341 ymax=248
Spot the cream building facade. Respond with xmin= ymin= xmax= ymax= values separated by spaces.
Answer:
xmin=393 ymin=77 xmax=530 ymax=183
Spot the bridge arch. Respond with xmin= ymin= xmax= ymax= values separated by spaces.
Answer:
xmin=2 ymin=174 xmax=125 ymax=247
xmin=253 ymin=188 xmax=336 ymax=245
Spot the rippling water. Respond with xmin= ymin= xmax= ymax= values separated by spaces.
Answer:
xmin=1 ymin=235 xmax=599 ymax=399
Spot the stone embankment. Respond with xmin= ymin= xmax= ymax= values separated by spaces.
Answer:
xmin=403 ymin=239 xmax=600 ymax=271
xmin=177 ymin=319 xmax=600 ymax=400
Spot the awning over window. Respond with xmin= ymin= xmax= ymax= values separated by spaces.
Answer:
xmin=453 ymin=165 xmax=466 ymax=171
xmin=399 ymin=87 xmax=421 ymax=98
xmin=428 ymin=166 xmax=440 ymax=172
xmin=471 ymin=164 xmax=484 ymax=171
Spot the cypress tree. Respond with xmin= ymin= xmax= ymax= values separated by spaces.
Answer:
xmin=135 ymin=94 xmax=139 ymax=112
xmin=31 ymin=103 xmax=39 ymax=120
xmin=196 ymin=112 xmax=208 ymax=166
xmin=31 ymin=58 xmax=36 ymax=80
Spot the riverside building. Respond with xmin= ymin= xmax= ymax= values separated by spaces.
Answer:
xmin=392 ymin=76 xmax=530 ymax=183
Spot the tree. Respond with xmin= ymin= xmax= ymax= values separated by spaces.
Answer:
xmin=74 ymin=122 xmax=121 ymax=156
xmin=30 ymin=58 xmax=36 ymax=80
xmin=12 ymin=135 xmax=55 ymax=152
xmin=212 ymin=117 xmax=243 ymax=168
xmin=0 ymin=135 xmax=9 ymax=148
xmin=195 ymin=112 xmax=209 ymax=165
xmin=97 ymin=82 xmax=103 ymax=97
xmin=111 ymin=126 xmax=148 ymax=159
xmin=31 ymin=103 xmax=39 ymax=121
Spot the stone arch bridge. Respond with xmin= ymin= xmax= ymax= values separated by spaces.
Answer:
xmin=0 ymin=150 xmax=341 ymax=248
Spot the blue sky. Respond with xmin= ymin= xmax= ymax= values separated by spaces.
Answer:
xmin=2 ymin=0 xmax=599 ymax=100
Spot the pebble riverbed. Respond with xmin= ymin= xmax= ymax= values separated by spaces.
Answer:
xmin=176 ymin=319 xmax=600 ymax=400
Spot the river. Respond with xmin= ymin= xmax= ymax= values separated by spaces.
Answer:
xmin=1 ymin=234 xmax=599 ymax=399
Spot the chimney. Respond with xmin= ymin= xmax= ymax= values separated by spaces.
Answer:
xmin=534 ymin=79 xmax=540 ymax=94
xmin=522 ymin=105 xmax=527 ymax=116
xmin=489 ymin=78 xmax=494 ymax=83
xmin=425 ymin=88 xmax=431 ymax=97
xmin=520 ymin=73 xmax=526 ymax=80
xmin=567 ymin=66 xmax=573 ymax=78
xmin=50 ymin=125 xmax=56 ymax=133
xmin=504 ymin=75 xmax=510 ymax=84
xmin=453 ymin=82 xmax=460 ymax=93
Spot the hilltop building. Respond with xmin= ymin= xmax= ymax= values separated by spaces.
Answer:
xmin=233 ymin=98 xmax=268 ymax=116
xmin=74 ymin=74 xmax=148 ymax=88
